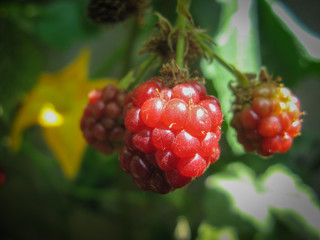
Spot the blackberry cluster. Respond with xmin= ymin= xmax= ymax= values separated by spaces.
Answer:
xmin=118 ymin=78 xmax=223 ymax=193
xmin=81 ymin=84 xmax=126 ymax=155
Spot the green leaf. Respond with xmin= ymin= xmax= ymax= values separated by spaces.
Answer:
xmin=205 ymin=162 xmax=320 ymax=237
xmin=257 ymin=0 xmax=320 ymax=87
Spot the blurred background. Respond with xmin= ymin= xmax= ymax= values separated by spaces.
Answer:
xmin=1 ymin=0 xmax=320 ymax=239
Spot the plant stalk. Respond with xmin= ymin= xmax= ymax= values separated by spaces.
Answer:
xmin=175 ymin=0 xmax=191 ymax=68
xmin=213 ymin=53 xmax=250 ymax=88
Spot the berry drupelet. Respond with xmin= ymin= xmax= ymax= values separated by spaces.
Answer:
xmin=81 ymin=84 xmax=126 ymax=155
xmin=119 ymin=78 xmax=223 ymax=194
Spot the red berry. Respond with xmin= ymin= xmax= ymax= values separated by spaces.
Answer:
xmin=119 ymin=79 xmax=223 ymax=193
xmin=140 ymin=98 xmax=165 ymax=127
xmin=252 ymin=97 xmax=272 ymax=117
xmin=132 ymin=129 xmax=155 ymax=153
xmin=178 ymin=154 xmax=206 ymax=177
xmin=198 ymin=99 xmax=223 ymax=131
xmin=124 ymin=107 xmax=145 ymax=133
xmin=240 ymin=107 xmax=260 ymax=129
xmin=160 ymin=88 xmax=173 ymax=101
xmin=155 ymin=150 xmax=178 ymax=171
xmin=189 ymin=81 xmax=207 ymax=99
xmin=199 ymin=132 xmax=219 ymax=157
xmin=172 ymin=83 xmax=200 ymax=104
xmin=288 ymin=120 xmax=301 ymax=137
xmin=185 ymin=105 xmax=212 ymax=137
xmin=132 ymin=81 xmax=160 ymax=107
xmin=161 ymin=99 xmax=189 ymax=130
xmin=151 ymin=128 xmax=175 ymax=151
xmin=172 ymin=130 xmax=200 ymax=158
xmin=258 ymin=115 xmax=281 ymax=137
xmin=89 ymin=90 xmax=102 ymax=104
xmin=208 ymin=145 xmax=221 ymax=164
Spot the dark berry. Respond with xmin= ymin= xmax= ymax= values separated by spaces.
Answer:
xmin=80 ymin=84 xmax=126 ymax=155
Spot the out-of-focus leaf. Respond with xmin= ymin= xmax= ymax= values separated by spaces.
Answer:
xmin=35 ymin=2 xmax=95 ymax=48
xmin=196 ymin=222 xmax=238 ymax=240
xmin=190 ymin=0 xmax=221 ymax=37
xmin=201 ymin=0 xmax=260 ymax=155
xmin=269 ymin=1 xmax=320 ymax=60
xmin=0 ymin=18 xmax=42 ymax=118
xmin=174 ymin=216 xmax=191 ymax=240
xmin=257 ymin=0 xmax=320 ymax=88
xmin=206 ymin=162 xmax=320 ymax=237
xmin=206 ymin=162 xmax=272 ymax=231
xmin=10 ymin=48 xmax=118 ymax=179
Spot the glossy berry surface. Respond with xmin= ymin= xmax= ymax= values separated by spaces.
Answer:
xmin=80 ymin=84 xmax=126 ymax=155
xmin=231 ymin=80 xmax=302 ymax=157
xmin=119 ymin=78 xmax=223 ymax=194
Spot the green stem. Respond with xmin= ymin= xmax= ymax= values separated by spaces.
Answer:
xmin=175 ymin=0 xmax=191 ymax=68
xmin=175 ymin=19 xmax=186 ymax=67
xmin=133 ymin=55 xmax=159 ymax=88
xmin=213 ymin=52 xmax=250 ymax=88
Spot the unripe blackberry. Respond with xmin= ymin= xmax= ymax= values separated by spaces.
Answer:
xmin=231 ymin=68 xmax=303 ymax=157
xmin=119 ymin=78 xmax=223 ymax=194
xmin=80 ymin=84 xmax=126 ymax=155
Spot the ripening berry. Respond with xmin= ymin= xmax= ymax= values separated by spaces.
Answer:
xmin=231 ymin=69 xmax=302 ymax=157
xmin=119 ymin=78 xmax=223 ymax=193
